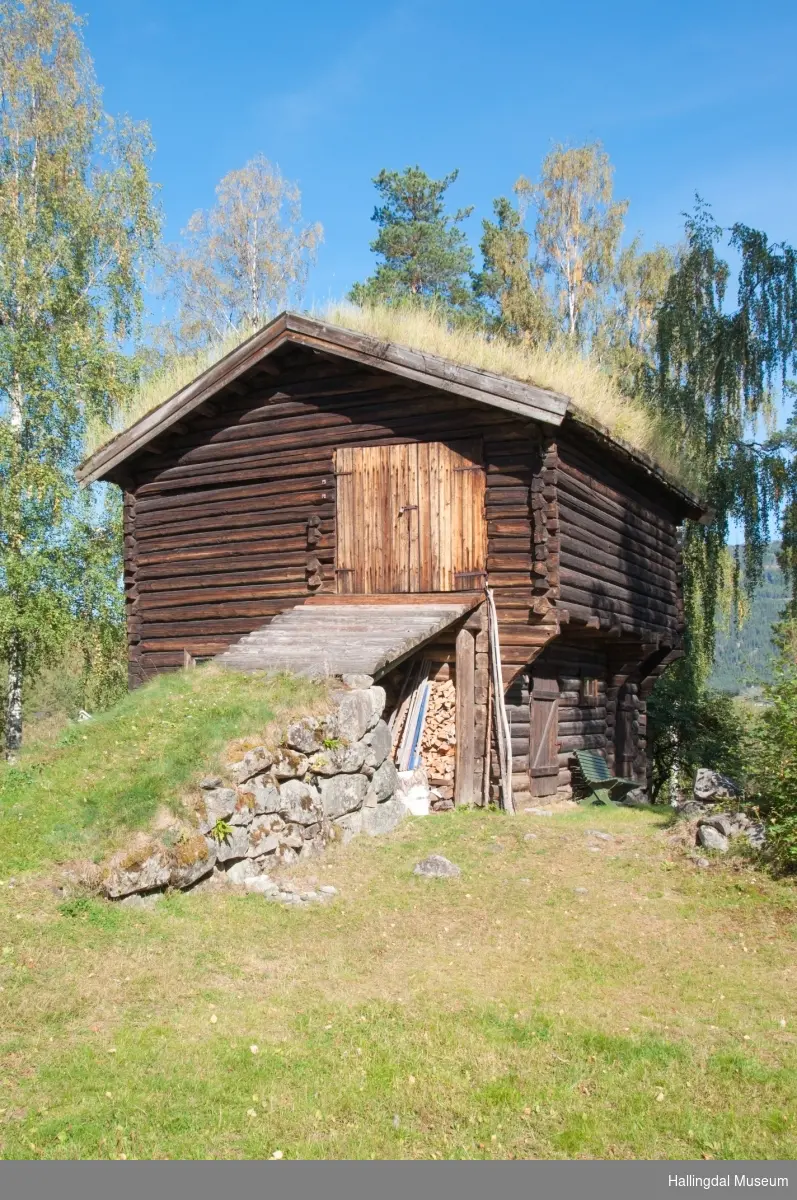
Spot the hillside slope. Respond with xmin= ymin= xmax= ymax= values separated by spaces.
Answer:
xmin=710 ymin=545 xmax=788 ymax=693
xmin=0 ymin=666 xmax=322 ymax=874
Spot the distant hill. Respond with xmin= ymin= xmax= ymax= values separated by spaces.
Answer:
xmin=710 ymin=545 xmax=789 ymax=693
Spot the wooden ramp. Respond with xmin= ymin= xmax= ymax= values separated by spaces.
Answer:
xmin=214 ymin=596 xmax=481 ymax=680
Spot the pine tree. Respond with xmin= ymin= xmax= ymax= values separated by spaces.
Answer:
xmin=350 ymin=166 xmax=474 ymax=309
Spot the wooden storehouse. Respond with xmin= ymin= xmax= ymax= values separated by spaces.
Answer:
xmin=78 ymin=313 xmax=703 ymax=806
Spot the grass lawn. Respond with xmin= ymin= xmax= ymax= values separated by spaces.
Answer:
xmin=1 ymin=792 xmax=795 ymax=1159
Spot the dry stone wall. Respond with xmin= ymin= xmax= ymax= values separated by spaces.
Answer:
xmin=103 ymin=679 xmax=407 ymax=900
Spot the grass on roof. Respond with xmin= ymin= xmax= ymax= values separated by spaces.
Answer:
xmin=84 ymin=302 xmax=699 ymax=492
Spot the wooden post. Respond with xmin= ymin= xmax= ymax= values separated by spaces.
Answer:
xmin=183 ymin=649 xmax=196 ymax=670
xmin=455 ymin=627 xmax=475 ymax=806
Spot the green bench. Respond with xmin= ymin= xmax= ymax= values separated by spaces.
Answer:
xmin=573 ymin=749 xmax=639 ymax=806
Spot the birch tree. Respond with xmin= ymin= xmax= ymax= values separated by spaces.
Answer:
xmin=516 ymin=143 xmax=628 ymax=342
xmin=0 ymin=0 xmax=159 ymax=758
xmin=164 ymin=155 xmax=322 ymax=351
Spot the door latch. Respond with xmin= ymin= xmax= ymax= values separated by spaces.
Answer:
xmin=398 ymin=504 xmax=418 ymax=516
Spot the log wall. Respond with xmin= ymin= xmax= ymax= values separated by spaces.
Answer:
xmin=116 ymin=346 xmax=690 ymax=797
xmin=554 ymin=428 xmax=683 ymax=640
xmin=118 ymin=347 xmax=559 ymax=687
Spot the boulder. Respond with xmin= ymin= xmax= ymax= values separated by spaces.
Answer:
xmin=225 ymin=858 xmax=261 ymax=884
xmin=341 ymin=674 xmax=374 ymax=690
xmin=320 ymin=772 xmax=369 ymax=819
xmin=307 ymin=742 xmax=365 ymax=776
xmin=371 ymin=759 xmax=399 ymax=803
xmin=270 ymin=748 xmax=309 ymax=780
xmin=333 ymin=809 xmax=363 ymax=843
xmin=240 ymin=781 xmax=281 ymax=816
xmin=199 ymin=775 xmax=222 ymax=790
xmin=213 ymin=824 xmax=251 ymax=863
xmin=746 ymin=821 xmax=767 ymax=850
xmin=228 ymin=793 xmax=257 ymax=826
xmin=247 ymin=815 xmax=284 ymax=858
xmin=697 ymin=824 xmax=729 ymax=854
xmin=333 ymin=689 xmax=374 ymax=743
xmin=278 ymin=779 xmax=322 ymax=825
xmin=362 ymin=796 xmax=408 ymax=837
xmin=170 ymin=836 xmax=217 ymax=889
xmin=198 ymin=787 xmax=238 ymax=833
xmin=105 ymin=842 xmax=172 ymax=898
xmin=286 ymin=717 xmax=325 ymax=755
xmin=413 ymin=854 xmax=461 ymax=879
xmin=699 ymin=813 xmax=736 ymax=838
xmin=367 ymin=686 xmax=387 ymax=730
xmin=675 ymin=800 xmax=709 ymax=820
xmin=243 ymin=875 xmax=279 ymax=895
xmin=363 ymin=720 xmax=392 ymax=770
xmin=694 ymin=768 xmax=739 ymax=803
xmin=228 ymin=746 xmax=274 ymax=785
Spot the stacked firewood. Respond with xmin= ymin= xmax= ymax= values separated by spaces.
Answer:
xmin=420 ymin=678 xmax=457 ymax=782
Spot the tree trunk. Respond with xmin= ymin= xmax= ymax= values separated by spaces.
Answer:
xmin=4 ymin=635 xmax=24 ymax=763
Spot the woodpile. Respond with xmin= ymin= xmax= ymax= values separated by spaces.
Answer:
xmin=420 ymin=677 xmax=457 ymax=784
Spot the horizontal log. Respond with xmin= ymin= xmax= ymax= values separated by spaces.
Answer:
xmin=559 ymin=532 xmax=677 ymax=593
xmin=136 ymin=514 xmax=334 ymax=557
xmin=558 ymin=567 xmax=678 ymax=619
xmin=558 ymin=719 xmax=606 ymax=736
xmin=137 ymin=539 xmax=333 ymax=573
xmin=557 ymin=733 xmax=605 ymax=752
xmin=558 ymin=498 xmax=678 ymax=568
xmin=557 ymin=438 xmax=676 ymax=525
xmin=556 ymin=456 xmax=679 ymax=538
xmin=558 ymin=582 xmax=678 ymax=630
xmin=134 ymin=495 xmax=331 ymax=542
xmin=140 ymin=597 xmax=305 ymax=622
xmin=135 ymin=475 xmax=329 ymax=529
xmin=138 ymin=562 xmax=325 ymax=592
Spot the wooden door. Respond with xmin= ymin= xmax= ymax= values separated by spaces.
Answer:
xmin=334 ymin=442 xmax=486 ymax=593
xmin=529 ymin=671 xmax=560 ymax=797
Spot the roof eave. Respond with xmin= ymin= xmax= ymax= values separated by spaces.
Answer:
xmin=77 ymin=311 xmax=570 ymax=486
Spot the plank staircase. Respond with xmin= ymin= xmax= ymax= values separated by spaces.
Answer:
xmin=214 ymin=599 xmax=479 ymax=680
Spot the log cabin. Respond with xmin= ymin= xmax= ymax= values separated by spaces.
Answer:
xmin=78 ymin=312 xmax=704 ymax=807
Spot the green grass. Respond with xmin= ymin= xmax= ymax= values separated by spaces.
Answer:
xmin=1 ymin=801 xmax=796 ymax=1160
xmin=0 ymin=665 xmax=322 ymax=872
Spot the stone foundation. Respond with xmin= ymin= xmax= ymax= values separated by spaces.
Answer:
xmin=102 ymin=679 xmax=408 ymax=900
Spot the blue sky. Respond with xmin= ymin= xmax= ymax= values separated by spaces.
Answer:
xmin=84 ymin=0 xmax=796 ymax=314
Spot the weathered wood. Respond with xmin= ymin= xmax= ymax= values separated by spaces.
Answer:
xmin=455 ymin=627 xmax=476 ymax=807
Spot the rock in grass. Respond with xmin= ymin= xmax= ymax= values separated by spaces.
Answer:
xmin=697 ymin=825 xmax=729 ymax=854
xmin=413 ymin=854 xmax=461 ymax=879
xmin=169 ymin=835 xmax=217 ymax=889
xmin=746 ymin=822 xmax=766 ymax=849
xmin=104 ymin=840 xmax=172 ymax=899
xmin=587 ymin=830 xmax=613 ymax=841
xmin=321 ymin=772 xmax=369 ymax=820
xmin=278 ymin=779 xmax=322 ymax=825
xmin=362 ymin=796 xmax=407 ymax=836
xmin=371 ymin=758 xmax=400 ymax=803
xmin=198 ymin=787 xmax=238 ymax=833
xmin=213 ymin=825 xmax=251 ymax=863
